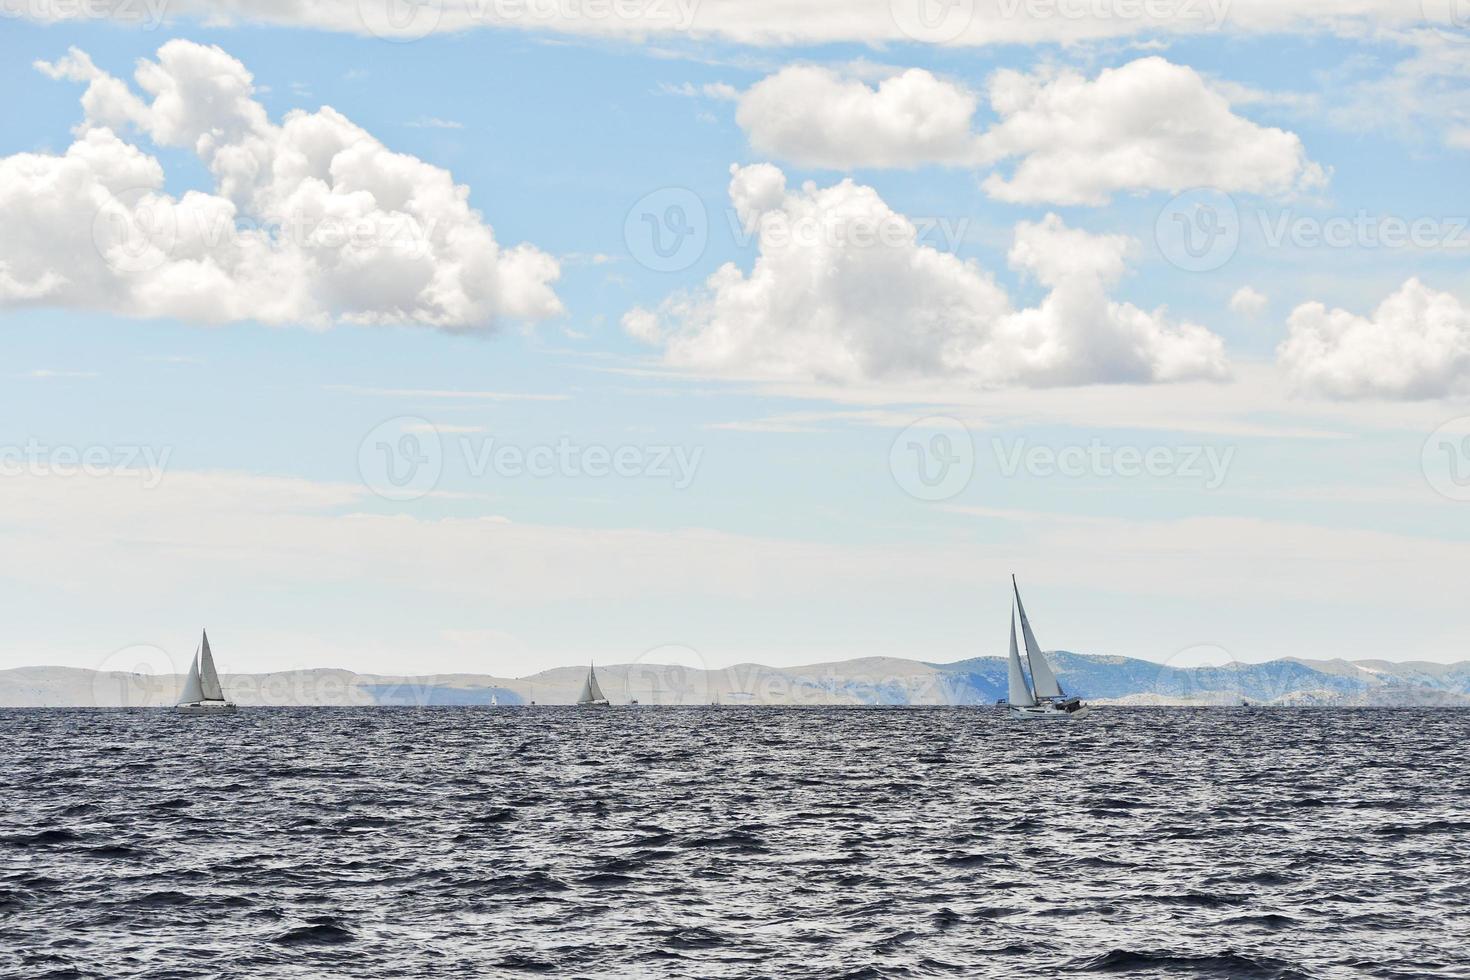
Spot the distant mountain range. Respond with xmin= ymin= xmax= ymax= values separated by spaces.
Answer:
xmin=3 ymin=652 xmax=1469 ymax=707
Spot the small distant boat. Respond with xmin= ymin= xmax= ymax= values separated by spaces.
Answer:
xmin=177 ymin=629 xmax=237 ymax=715
xmin=1005 ymin=577 xmax=1090 ymax=721
xmin=577 ymin=663 xmax=610 ymax=707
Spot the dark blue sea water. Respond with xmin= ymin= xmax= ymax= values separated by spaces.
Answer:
xmin=1 ymin=707 xmax=1466 ymax=979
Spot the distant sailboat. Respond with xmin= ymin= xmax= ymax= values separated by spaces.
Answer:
xmin=1005 ymin=577 xmax=1090 ymax=720
xmin=577 ymin=663 xmax=610 ymax=707
xmin=177 ymin=629 xmax=237 ymax=715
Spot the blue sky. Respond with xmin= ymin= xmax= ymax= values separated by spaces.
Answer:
xmin=2 ymin=3 xmax=1468 ymax=678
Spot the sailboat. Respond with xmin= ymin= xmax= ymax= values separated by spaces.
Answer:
xmin=1005 ymin=577 xmax=1090 ymax=720
xmin=577 ymin=663 xmax=610 ymax=707
xmin=177 ymin=629 xmax=237 ymax=715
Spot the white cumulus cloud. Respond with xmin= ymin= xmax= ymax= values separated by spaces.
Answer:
xmin=622 ymin=164 xmax=1228 ymax=388
xmin=2 ymin=0 xmax=1442 ymax=48
xmin=729 ymin=59 xmax=1325 ymax=206
xmin=1278 ymin=279 xmax=1470 ymax=400
xmin=1230 ymin=287 xmax=1269 ymax=318
xmin=976 ymin=57 xmax=1328 ymax=206
xmin=1 ymin=41 xmax=561 ymax=331
xmin=735 ymin=66 xmax=984 ymax=170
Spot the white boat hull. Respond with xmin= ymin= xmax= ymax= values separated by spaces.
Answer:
xmin=177 ymin=700 xmax=237 ymax=715
xmin=577 ymin=699 xmax=611 ymax=707
xmin=1008 ymin=702 xmax=1091 ymax=721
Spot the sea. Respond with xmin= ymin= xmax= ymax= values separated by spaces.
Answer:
xmin=1 ymin=707 xmax=1466 ymax=979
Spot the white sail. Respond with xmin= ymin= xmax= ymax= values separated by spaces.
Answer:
xmin=579 ymin=665 xmax=606 ymax=703
xmin=198 ymin=630 xmax=224 ymax=702
xmin=1013 ymin=576 xmax=1064 ymax=699
xmin=178 ymin=647 xmax=205 ymax=705
xmin=1007 ymin=607 xmax=1036 ymax=706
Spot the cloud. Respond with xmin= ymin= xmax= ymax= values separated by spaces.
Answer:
xmin=975 ymin=58 xmax=1327 ymax=205
xmin=406 ymin=116 xmax=466 ymax=129
xmin=660 ymin=81 xmax=739 ymax=101
xmin=0 ymin=467 xmax=946 ymax=611
xmin=1323 ymin=33 xmax=1470 ymax=152
xmin=3 ymin=0 xmax=1443 ymax=47
xmin=1230 ymin=287 xmax=1269 ymax=318
xmin=1278 ymin=279 xmax=1470 ymax=400
xmin=621 ymin=308 xmax=664 ymax=345
xmin=27 ymin=369 xmax=100 ymax=379
xmin=1 ymin=41 xmax=561 ymax=331
xmin=735 ymin=66 xmax=984 ymax=169
xmin=2 ymin=465 xmax=1463 ymax=670
xmin=322 ymin=384 xmax=570 ymax=401
xmin=729 ymin=59 xmax=1324 ymax=205
xmin=622 ymin=164 xmax=1228 ymax=387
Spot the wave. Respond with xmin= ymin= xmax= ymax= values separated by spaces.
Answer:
xmin=1075 ymin=949 xmax=1309 ymax=978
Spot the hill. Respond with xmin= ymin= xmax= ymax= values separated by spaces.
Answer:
xmin=2 ymin=652 xmax=1467 ymax=707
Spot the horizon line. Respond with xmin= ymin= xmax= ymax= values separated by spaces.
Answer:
xmin=4 ymin=650 xmax=1467 ymax=678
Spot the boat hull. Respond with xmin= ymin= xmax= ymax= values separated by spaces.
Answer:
xmin=1008 ymin=702 xmax=1091 ymax=720
xmin=177 ymin=700 xmax=237 ymax=715
xmin=577 ymin=699 xmax=611 ymax=707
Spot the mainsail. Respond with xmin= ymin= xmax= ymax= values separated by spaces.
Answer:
xmin=1013 ymin=576 xmax=1064 ymax=699
xmin=178 ymin=646 xmax=205 ymax=705
xmin=1007 ymin=607 xmax=1036 ymax=706
xmin=198 ymin=630 xmax=224 ymax=702
xmin=578 ymin=664 xmax=606 ymax=703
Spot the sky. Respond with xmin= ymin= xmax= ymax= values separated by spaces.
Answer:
xmin=1 ymin=0 xmax=1468 ymax=679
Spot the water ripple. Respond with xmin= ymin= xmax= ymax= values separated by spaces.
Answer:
xmin=0 ymin=707 xmax=1465 ymax=978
